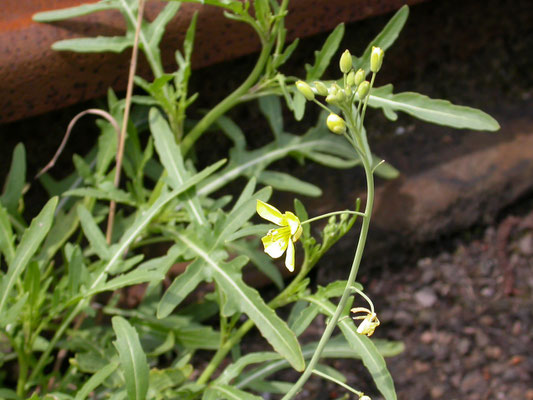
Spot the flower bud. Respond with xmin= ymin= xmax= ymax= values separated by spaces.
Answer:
xmin=344 ymin=86 xmax=352 ymax=98
xmin=354 ymin=68 xmax=365 ymax=86
xmin=326 ymin=113 xmax=346 ymax=135
xmin=357 ymin=80 xmax=370 ymax=100
xmin=360 ymin=396 xmax=371 ymax=400
xmin=295 ymin=80 xmax=315 ymax=101
xmin=339 ymin=50 xmax=352 ymax=74
xmin=325 ymin=94 xmax=337 ymax=105
xmin=346 ymin=70 xmax=355 ymax=87
xmin=313 ymin=81 xmax=328 ymax=96
xmin=329 ymin=83 xmax=340 ymax=96
xmin=370 ymin=46 xmax=384 ymax=73
xmin=335 ymin=89 xmax=346 ymax=103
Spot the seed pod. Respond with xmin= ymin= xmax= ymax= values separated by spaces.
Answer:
xmin=370 ymin=46 xmax=384 ymax=73
xmin=313 ymin=81 xmax=328 ymax=96
xmin=326 ymin=113 xmax=347 ymax=135
xmin=339 ymin=49 xmax=352 ymax=74
xmin=357 ymin=80 xmax=370 ymax=100
xmin=295 ymin=80 xmax=315 ymax=101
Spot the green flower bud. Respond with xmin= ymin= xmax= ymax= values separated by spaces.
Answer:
xmin=339 ymin=49 xmax=352 ymax=74
xmin=346 ymin=70 xmax=355 ymax=87
xmin=335 ymin=89 xmax=346 ymax=103
xmin=295 ymin=80 xmax=315 ymax=101
xmin=329 ymin=83 xmax=340 ymax=96
xmin=326 ymin=113 xmax=346 ymax=135
xmin=328 ymin=215 xmax=337 ymax=225
xmin=325 ymin=94 xmax=337 ymax=104
xmin=357 ymin=80 xmax=370 ymax=100
xmin=313 ymin=81 xmax=328 ymax=96
xmin=354 ymin=68 xmax=365 ymax=86
xmin=370 ymin=46 xmax=384 ymax=73
xmin=344 ymin=85 xmax=352 ymax=98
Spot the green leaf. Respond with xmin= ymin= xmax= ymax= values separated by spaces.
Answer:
xmin=33 ymin=2 xmax=118 ymax=22
xmin=0 ymin=205 xmax=15 ymax=264
xmin=217 ymin=116 xmax=246 ymax=150
xmin=146 ymin=3 xmax=181 ymax=48
xmin=292 ymin=91 xmax=306 ymax=121
xmin=245 ymin=379 xmax=292 ymax=395
xmin=369 ymin=84 xmax=500 ymax=131
xmin=52 ymin=36 xmax=133 ymax=53
xmin=216 ymin=352 xmax=280 ymax=385
xmin=305 ymin=24 xmax=345 ymax=81
xmin=0 ymin=197 xmax=57 ymax=317
xmin=158 ymin=259 xmax=205 ymax=318
xmin=1 ymin=143 xmax=26 ymax=215
xmin=205 ymin=385 xmax=262 ymax=400
xmin=259 ymin=96 xmax=283 ymax=140
xmin=257 ymin=171 xmax=322 ymax=197
xmin=77 ymin=204 xmax=111 ymax=261
xmin=65 ymin=186 xmax=136 ymax=206
xmin=372 ymin=156 xmax=400 ymax=180
xmin=89 ymin=188 xmax=179 ymax=291
xmin=38 ymin=204 xmax=80 ymax=264
xmin=74 ymin=361 xmax=120 ymax=400
xmin=177 ymin=234 xmax=305 ymax=371
xmin=274 ymin=38 xmax=299 ymax=70
xmin=112 ymin=317 xmax=149 ymax=400
xmin=288 ymin=303 xmax=319 ymax=337
xmin=149 ymin=108 xmax=207 ymax=225
xmin=353 ymin=5 xmax=409 ymax=73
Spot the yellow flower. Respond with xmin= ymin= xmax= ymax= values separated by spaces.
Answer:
xmin=256 ymin=200 xmax=303 ymax=272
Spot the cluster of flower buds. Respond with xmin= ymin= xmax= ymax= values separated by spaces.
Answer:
xmin=295 ymin=47 xmax=384 ymax=136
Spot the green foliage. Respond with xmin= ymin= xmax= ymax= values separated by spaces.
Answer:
xmin=0 ymin=1 xmax=498 ymax=399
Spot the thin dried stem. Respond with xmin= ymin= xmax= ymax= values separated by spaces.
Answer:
xmin=105 ymin=0 xmax=145 ymax=244
xmin=35 ymin=109 xmax=120 ymax=179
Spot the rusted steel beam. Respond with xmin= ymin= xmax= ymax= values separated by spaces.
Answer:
xmin=0 ymin=0 xmax=425 ymax=123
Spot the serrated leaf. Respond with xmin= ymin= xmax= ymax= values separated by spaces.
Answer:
xmin=205 ymin=385 xmax=262 ymax=400
xmin=353 ymin=5 xmax=409 ymax=72
xmin=52 ymin=36 xmax=133 ymax=53
xmin=149 ymin=108 xmax=207 ymax=225
xmin=157 ymin=259 xmax=206 ymax=318
xmin=257 ymin=171 xmax=322 ymax=197
xmin=305 ymin=24 xmax=345 ymax=81
xmin=77 ymin=204 xmax=111 ymax=261
xmin=0 ymin=205 xmax=15 ymax=264
xmin=146 ymin=3 xmax=181 ymax=48
xmin=74 ymin=361 xmax=119 ymax=400
xmin=259 ymin=96 xmax=283 ymax=140
xmin=1 ymin=143 xmax=26 ymax=215
xmin=177 ymin=234 xmax=305 ymax=371
xmin=216 ymin=352 xmax=280 ymax=385
xmin=0 ymin=197 xmax=57 ymax=317
xmin=369 ymin=84 xmax=500 ymax=131
xmin=33 ymin=2 xmax=118 ymax=22
xmin=112 ymin=317 xmax=149 ymax=400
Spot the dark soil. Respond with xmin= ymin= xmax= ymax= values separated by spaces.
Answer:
xmin=291 ymin=200 xmax=533 ymax=400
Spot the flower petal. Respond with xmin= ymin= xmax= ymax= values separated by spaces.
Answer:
xmin=262 ymin=232 xmax=288 ymax=259
xmin=284 ymin=211 xmax=301 ymax=236
xmin=285 ymin=239 xmax=295 ymax=272
xmin=257 ymin=200 xmax=284 ymax=226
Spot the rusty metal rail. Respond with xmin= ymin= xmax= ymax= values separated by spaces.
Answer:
xmin=0 ymin=0 xmax=424 ymax=123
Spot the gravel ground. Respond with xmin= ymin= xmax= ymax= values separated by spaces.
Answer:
xmin=294 ymin=202 xmax=533 ymax=400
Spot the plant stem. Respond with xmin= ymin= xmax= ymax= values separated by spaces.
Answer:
xmin=281 ymin=142 xmax=375 ymax=400
xmin=180 ymin=39 xmax=274 ymax=156
xmin=301 ymin=210 xmax=366 ymax=225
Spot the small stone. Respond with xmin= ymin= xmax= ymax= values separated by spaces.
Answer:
xmin=420 ymin=330 xmax=434 ymax=344
xmin=430 ymin=385 xmax=445 ymax=399
xmin=480 ymin=315 xmax=494 ymax=326
xmin=525 ymin=389 xmax=533 ymax=400
xmin=511 ymin=321 xmax=522 ymax=336
xmin=461 ymin=370 xmax=483 ymax=392
xmin=485 ymin=346 xmax=502 ymax=359
xmin=457 ymin=338 xmax=470 ymax=355
xmin=415 ymin=288 xmax=437 ymax=308
xmin=417 ymin=257 xmax=432 ymax=268
xmin=518 ymin=233 xmax=533 ymax=255
xmin=480 ymin=286 xmax=494 ymax=297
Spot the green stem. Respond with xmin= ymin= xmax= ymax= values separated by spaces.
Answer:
xmin=301 ymin=210 xmax=366 ymax=225
xmin=181 ymin=40 xmax=274 ymax=156
xmin=312 ymin=368 xmax=364 ymax=397
xmin=281 ymin=142 xmax=375 ymax=400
